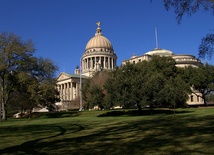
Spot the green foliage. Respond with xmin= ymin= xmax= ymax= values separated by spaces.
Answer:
xmin=163 ymin=0 xmax=214 ymax=23
xmin=83 ymin=56 xmax=214 ymax=110
xmin=206 ymin=92 xmax=214 ymax=103
xmin=87 ymin=85 xmax=105 ymax=109
xmin=82 ymin=71 xmax=107 ymax=109
xmin=0 ymin=32 xmax=58 ymax=120
xmin=104 ymin=56 xmax=189 ymax=110
xmin=190 ymin=63 xmax=214 ymax=104
xmin=162 ymin=0 xmax=214 ymax=59
xmin=199 ymin=33 xmax=214 ymax=59
xmin=178 ymin=63 xmax=214 ymax=105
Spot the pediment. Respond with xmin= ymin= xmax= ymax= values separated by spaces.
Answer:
xmin=57 ymin=72 xmax=71 ymax=81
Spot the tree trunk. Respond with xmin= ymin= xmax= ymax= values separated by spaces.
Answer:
xmin=2 ymin=103 xmax=7 ymax=120
xmin=137 ymin=103 xmax=142 ymax=113
xmin=203 ymin=94 xmax=207 ymax=106
xmin=29 ymin=107 xmax=33 ymax=119
xmin=0 ymin=102 xmax=2 ymax=123
xmin=0 ymin=86 xmax=3 ymax=123
xmin=173 ymin=103 xmax=175 ymax=117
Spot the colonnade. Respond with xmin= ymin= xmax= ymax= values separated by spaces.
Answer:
xmin=57 ymin=82 xmax=79 ymax=101
xmin=82 ymin=56 xmax=116 ymax=70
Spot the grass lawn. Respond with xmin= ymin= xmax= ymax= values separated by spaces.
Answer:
xmin=0 ymin=108 xmax=214 ymax=155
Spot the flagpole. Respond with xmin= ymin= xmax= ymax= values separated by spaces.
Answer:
xmin=79 ymin=57 xmax=83 ymax=111
xmin=155 ymin=27 xmax=158 ymax=48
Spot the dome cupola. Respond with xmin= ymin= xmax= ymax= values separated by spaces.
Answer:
xmin=85 ymin=22 xmax=113 ymax=51
xmin=81 ymin=22 xmax=117 ymax=77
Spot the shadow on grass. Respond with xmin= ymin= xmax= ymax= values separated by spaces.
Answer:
xmin=1 ymin=110 xmax=214 ymax=155
xmin=0 ymin=124 xmax=85 ymax=155
xmin=31 ymin=111 xmax=80 ymax=118
xmin=98 ymin=109 xmax=193 ymax=117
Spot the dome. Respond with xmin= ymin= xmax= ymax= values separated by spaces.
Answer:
xmin=85 ymin=35 xmax=113 ymax=50
xmin=85 ymin=23 xmax=113 ymax=51
xmin=145 ymin=48 xmax=173 ymax=56
xmin=81 ymin=22 xmax=117 ymax=77
xmin=131 ymin=53 xmax=137 ymax=59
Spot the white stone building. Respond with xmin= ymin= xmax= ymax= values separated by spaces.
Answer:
xmin=56 ymin=22 xmax=204 ymax=110
xmin=56 ymin=22 xmax=117 ymax=110
xmin=81 ymin=22 xmax=117 ymax=77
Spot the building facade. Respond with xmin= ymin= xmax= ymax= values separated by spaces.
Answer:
xmin=56 ymin=22 xmax=117 ymax=110
xmin=56 ymin=22 xmax=204 ymax=110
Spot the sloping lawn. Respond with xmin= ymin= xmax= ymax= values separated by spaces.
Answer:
xmin=0 ymin=108 xmax=214 ymax=155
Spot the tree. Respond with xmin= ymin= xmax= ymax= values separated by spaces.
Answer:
xmin=0 ymin=32 xmax=34 ymax=121
xmin=163 ymin=0 xmax=214 ymax=23
xmin=141 ymin=56 xmax=190 ymax=109
xmin=159 ymin=76 xmax=191 ymax=109
xmin=14 ymin=57 xmax=58 ymax=117
xmin=0 ymin=32 xmax=58 ymax=121
xmin=104 ymin=62 xmax=147 ymax=110
xmin=199 ymin=33 xmax=214 ymax=59
xmin=162 ymin=0 xmax=214 ymax=59
xmin=82 ymin=71 xmax=108 ymax=110
xmin=180 ymin=63 xmax=214 ymax=105
xmin=87 ymin=85 xmax=105 ymax=110
xmin=105 ymin=56 xmax=190 ymax=110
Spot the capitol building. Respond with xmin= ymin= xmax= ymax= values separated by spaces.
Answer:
xmin=56 ymin=22 xmax=203 ymax=110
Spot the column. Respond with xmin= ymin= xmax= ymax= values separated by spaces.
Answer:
xmin=101 ymin=57 xmax=103 ymax=69
xmin=68 ymin=83 xmax=70 ymax=100
xmin=73 ymin=83 xmax=76 ymax=99
xmin=65 ymin=83 xmax=67 ymax=100
xmin=88 ymin=58 xmax=90 ymax=69
xmin=58 ymin=85 xmax=61 ymax=100
xmin=62 ymin=84 xmax=65 ymax=100
xmin=90 ymin=57 xmax=93 ymax=69
xmin=104 ymin=57 xmax=106 ymax=69
xmin=85 ymin=59 xmax=87 ymax=70
xmin=85 ymin=58 xmax=88 ymax=69
xmin=76 ymin=82 xmax=79 ymax=98
xmin=108 ymin=57 xmax=110 ymax=69
xmin=60 ymin=85 xmax=62 ymax=100
xmin=70 ymin=82 xmax=73 ymax=100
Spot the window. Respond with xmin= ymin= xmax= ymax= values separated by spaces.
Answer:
xmin=190 ymin=95 xmax=194 ymax=102
xmin=197 ymin=96 xmax=200 ymax=102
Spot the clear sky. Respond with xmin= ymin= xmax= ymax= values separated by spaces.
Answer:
xmin=0 ymin=0 xmax=213 ymax=76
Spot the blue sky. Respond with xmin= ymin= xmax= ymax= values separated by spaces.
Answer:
xmin=0 ymin=0 xmax=213 ymax=76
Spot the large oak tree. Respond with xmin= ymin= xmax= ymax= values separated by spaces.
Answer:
xmin=0 ymin=32 xmax=58 ymax=121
